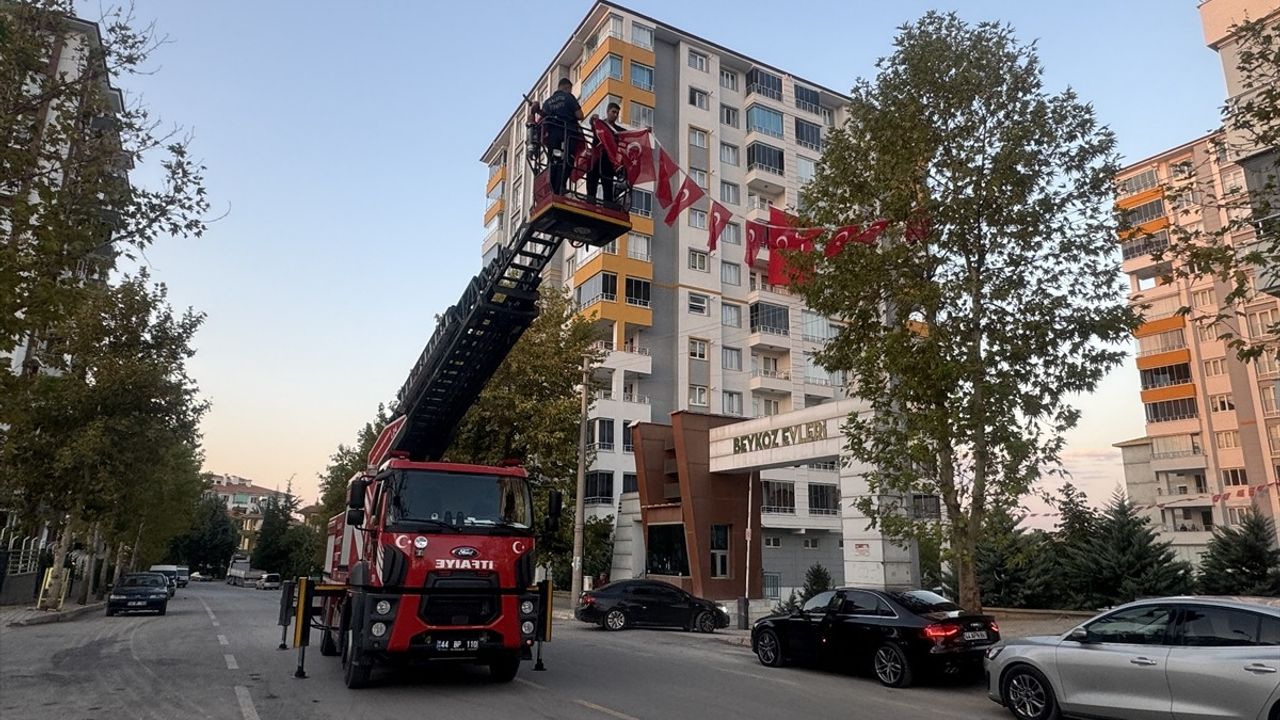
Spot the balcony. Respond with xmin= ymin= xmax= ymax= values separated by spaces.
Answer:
xmin=749 ymin=369 xmax=792 ymax=394
xmin=579 ymin=292 xmax=617 ymax=311
xmin=1150 ymin=451 xmax=1208 ymax=472
xmin=746 ymin=162 xmax=786 ymax=194
xmin=623 ymin=392 xmax=650 ymax=404
xmin=762 ymin=504 xmax=795 ymax=515
xmin=747 ymin=82 xmax=783 ymax=101
xmin=749 ymin=325 xmax=791 ymax=351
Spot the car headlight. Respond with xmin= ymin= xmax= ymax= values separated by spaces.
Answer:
xmin=520 ymin=600 xmax=535 ymax=616
xmin=375 ymin=600 xmax=392 ymax=616
xmin=985 ymin=645 xmax=1005 ymax=661
xmin=370 ymin=622 xmax=387 ymax=638
xmin=109 ymin=594 xmax=125 ymax=600
xmin=716 ymin=603 xmax=731 ymax=616
xmin=152 ymin=593 xmax=168 ymax=600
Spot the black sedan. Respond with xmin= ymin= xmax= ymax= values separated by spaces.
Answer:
xmin=106 ymin=573 xmax=170 ymax=616
xmin=575 ymin=579 xmax=731 ymax=633
xmin=751 ymin=588 xmax=999 ymax=687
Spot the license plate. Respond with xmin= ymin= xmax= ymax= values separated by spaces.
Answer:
xmin=128 ymin=601 xmax=145 ymax=606
xmin=964 ymin=631 xmax=988 ymax=641
xmin=435 ymin=639 xmax=479 ymax=652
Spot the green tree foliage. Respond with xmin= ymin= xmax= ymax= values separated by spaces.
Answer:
xmin=795 ymin=13 xmax=1136 ymax=611
xmin=317 ymin=404 xmax=391 ymax=522
xmin=801 ymin=563 xmax=833 ymax=602
xmin=251 ymin=494 xmax=296 ymax=574
xmin=1063 ymin=492 xmax=1192 ymax=610
xmin=975 ymin=509 xmax=1059 ymax=609
xmin=551 ymin=515 xmax=614 ymax=589
xmin=168 ymin=494 xmax=240 ymax=577
xmin=1198 ymin=510 xmax=1280 ymax=596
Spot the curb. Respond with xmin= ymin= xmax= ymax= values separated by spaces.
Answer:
xmin=8 ymin=602 xmax=106 ymax=627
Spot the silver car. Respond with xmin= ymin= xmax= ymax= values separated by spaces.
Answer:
xmin=985 ymin=596 xmax=1280 ymax=720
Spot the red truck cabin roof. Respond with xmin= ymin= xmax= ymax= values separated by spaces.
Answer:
xmin=381 ymin=459 xmax=528 ymax=478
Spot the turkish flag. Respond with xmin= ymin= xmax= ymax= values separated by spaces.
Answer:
xmin=746 ymin=220 xmax=769 ymax=267
xmin=826 ymin=224 xmax=862 ymax=258
xmin=857 ymin=219 xmax=891 ymax=244
xmin=905 ymin=212 xmax=931 ymax=244
xmin=657 ymin=148 xmax=680 ymax=209
xmin=569 ymin=133 xmax=593 ymax=183
xmin=591 ymin=118 xmax=621 ymax=166
xmin=618 ymin=129 xmax=654 ymax=185
xmin=769 ymin=205 xmax=798 ymax=230
xmin=663 ymin=175 xmax=706 ymax=225
xmin=767 ymin=229 xmax=817 ymax=286
xmin=707 ymin=201 xmax=730 ymax=252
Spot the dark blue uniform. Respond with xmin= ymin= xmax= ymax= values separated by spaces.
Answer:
xmin=541 ymin=90 xmax=582 ymax=195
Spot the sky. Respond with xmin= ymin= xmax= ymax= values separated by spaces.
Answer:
xmin=110 ymin=1 xmax=1227 ymax=511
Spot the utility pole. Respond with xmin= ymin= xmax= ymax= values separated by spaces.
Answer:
xmin=569 ymin=354 xmax=592 ymax=602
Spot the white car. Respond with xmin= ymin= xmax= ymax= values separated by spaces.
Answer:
xmin=256 ymin=573 xmax=282 ymax=591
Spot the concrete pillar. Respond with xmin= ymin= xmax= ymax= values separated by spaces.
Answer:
xmin=838 ymin=450 xmax=919 ymax=589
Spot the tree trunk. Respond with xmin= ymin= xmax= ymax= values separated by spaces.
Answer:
xmin=39 ymin=516 xmax=73 ymax=611
xmin=955 ymin=549 xmax=982 ymax=612
xmin=127 ymin=520 xmax=144 ymax=573
xmin=95 ymin=540 xmax=112 ymax=598
xmin=112 ymin=541 xmax=128 ymax=586
xmin=77 ymin=523 xmax=99 ymax=605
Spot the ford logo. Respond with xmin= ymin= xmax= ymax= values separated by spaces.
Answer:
xmin=452 ymin=546 xmax=479 ymax=559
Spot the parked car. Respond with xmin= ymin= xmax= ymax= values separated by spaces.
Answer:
xmin=106 ymin=573 xmax=169 ymax=616
xmin=176 ymin=566 xmax=190 ymax=587
xmin=189 ymin=571 xmax=206 ymax=582
xmin=148 ymin=564 xmax=179 ymax=597
xmin=256 ymin=573 xmax=281 ymax=591
xmin=751 ymin=588 xmax=999 ymax=688
xmin=575 ymin=579 xmax=731 ymax=633
xmin=985 ymin=596 xmax=1280 ymax=720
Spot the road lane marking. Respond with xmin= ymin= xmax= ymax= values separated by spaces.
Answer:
xmin=217 ymin=634 xmax=229 ymax=646
xmin=199 ymin=598 xmax=218 ymax=623
xmin=574 ymin=699 xmax=639 ymax=720
xmin=515 ymin=677 xmax=546 ymax=690
xmin=212 ymin=621 xmax=220 ymax=627
xmin=224 ymin=654 xmax=239 ymax=670
xmin=234 ymin=686 xmax=261 ymax=720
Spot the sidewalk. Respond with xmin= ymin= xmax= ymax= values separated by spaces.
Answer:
xmin=1 ymin=601 xmax=106 ymax=628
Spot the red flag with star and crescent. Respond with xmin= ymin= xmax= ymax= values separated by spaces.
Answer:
xmin=707 ymin=201 xmax=730 ymax=252
xmin=618 ymin=129 xmax=655 ymax=185
xmin=825 ymin=224 xmax=862 ymax=258
xmin=746 ymin=220 xmax=768 ymax=268
xmin=591 ymin=117 xmax=621 ymax=166
xmin=663 ymin=176 xmax=706 ymax=225
xmin=656 ymin=148 xmax=680 ymax=209
xmin=768 ymin=227 xmax=820 ymax=285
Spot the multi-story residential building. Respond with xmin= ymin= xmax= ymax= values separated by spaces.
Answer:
xmin=481 ymin=1 xmax=857 ymax=601
xmin=1114 ymin=132 xmax=1280 ymax=567
xmin=206 ymin=473 xmax=287 ymax=553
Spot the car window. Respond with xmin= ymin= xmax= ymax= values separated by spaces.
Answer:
xmin=628 ymin=586 xmax=656 ymax=598
xmin=1086 ymin=605 xmax=1175 ymax=645
xmin=1178 ymin=606 xmax=1265 ymax=647
xmin=1261 ymin=616 xmax=1280 ymax=645
xmin=889 ymin=590 xmax=962 ymax=614
xmin=840 ymin=591 xmax=880 ymax=616
xmin=802 ymin=590 xmax=837 ymax=613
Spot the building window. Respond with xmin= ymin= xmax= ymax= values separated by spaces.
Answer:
xmin=689 ymin=87 xmax=709 ymax=110
xmin=576 ymin=270 xmax=618 ymax=307
xmin=631 ymin=23 xmax=654 ymax=49
xmin=720 ymin=181 xmax=741 ymax=205
xmin=794 ymin=84 xmax=821 ymax=114
xmin=1137 ymin=328 xmax=1185 ymax=356
xmin=720 ymin=104 xmax=739 ymax=128
xmin=750 ymin=301 xmax=790 ymax=335
xmin=647 ymin=524 xmax=690 ymax=576
xmin=1259 ymin=353 xmax=1280 ymax=377
xmin=1222 ymin=468 xmax=1248 ymax=486
xmin=630 ymin=61 xmax=654 ymax=92
xmin=689 ymin=292 xmax=710 ymax=315
xmin=689 ymin=127 xmax=709 ymax=148
xmin=721 ymin=142 xmax=740 ymax=166
xmin=689 ymin=168 xmax=709 ymax=189
xmin=720 ymin=68 xmax=739 ymax=91
xmin=809 ymin=484 xmax=840 ymax=515
xmin=796 ymin=155 xmax=817 ymax=184
xmin=1144 ymin=397 xmax=1198 ymax=423
xmin=1210 ymin=394 xmax=1235 ymax=412
xmin=763 ymin=536 xmax=781 ymax=549
xmin=689 ymin=338 xmax=709 ymax=360
xmin=628 ymin=232 xmax=652 ymax=261
xmin=722 ymin=302 xmax=742 ymax=327
xmin=1124 ymin=199 xmax=1166 ymax=227
xmin=912 ymin=494 xmax=942 ymax=519
xmin=1248 ymin=308 xmax=1279 ymax=337
xmin=588 ymin=418 xmax=615 ymax=451
xmin=722 ymin=222 xmax=742 ymax=245
xmin=631 ymin=188 xmax=654 ymax=217
xmin=689 ymin=249 xmax=710 ymax=271
xmin=689 ymin=208 xmax=708 ymax=228
xmin=762 ymin=481 xmax=795 ymax=514
xmin=795 ymin=118 xmax=823 ymax=151
xmin=747 ymin=142 xmax=784 ymax=175
xmin=755 ymin=397 xmax=781 ymax=416
xmin=721 ymin=261 xmax=741 ymax=286
xmin=630 ymin=101 xmax=655 ymax=129
xmin=801 ymin=310 xmax=837 ymax=342
xmin=1117 ymin=167 xmax=1159 ymax=197
xmin=1139 ymin=363 xmax=1192 ymax=390
xmin=709 ymin=524 xmax=730 ymax=578
xmin=802 ymin=538 xmax=820 ymax=550
xmin=689 ymin=384 xmax=709 ymax=406
xmin=1192 ymin=288 xmax=1216 ymax=307
xmin=762 ymin=572 xmax=781 ymax=599
xmin=722 ymin=346 xmax=742 ymax=370
xmin=1204 ymin=358 xmax=1228 ymax=377
xmin=688 ymin=49 xmax=708 ymax=71
xmin=623 ymin=424 xmax=634 ymax=453
xmin=722 ymin=390 xmax=743 ymax=415
xmin=584 ymin=471 xmax=614 ymax=505
xmin=1198 ymin=323 xmax=1221 ymax=343
xmin=622 ymin=472 xmax=638 ymax=492
xmin=746 ymin=105 xmax=785 ymax=138
xmin=1216 ymin=430 xmax=1240 ymax=449
xmin=746 ymin=68 xmax=782 ymax=100
xmin=625 ymin=277 xmax=651 ymax=307
xmin=582 ymin=54 xmax=623 ymax=100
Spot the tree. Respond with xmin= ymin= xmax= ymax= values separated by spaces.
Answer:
xmin=1159 ymin=16 xmax=1280 ymax=360
xmin=251 ymin=494 xmax=296 ymax=574
xmin=975 ymin=509 xmax=1058 ymax=609
xmin=316 ymin=405 xmax=392 ymax=522
xmin=800 ymin=563 xmax=833 ymax=603
xmin=1063 ymin=492 xmax=1192 ymax=610
xmin=796 ymin=13 xmax=1136 ymax=611
xmin=168 ymin=494 xmax=240 ymax=577
xmin=1198 ymin=510 xmax=1280 ymax=596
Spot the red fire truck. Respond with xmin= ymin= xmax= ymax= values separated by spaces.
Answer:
xmin=317 ymin=111 xmax=632 ymax=688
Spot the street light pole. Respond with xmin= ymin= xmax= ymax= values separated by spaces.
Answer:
xmin=569 ymin=354 xmax=591 ymax=602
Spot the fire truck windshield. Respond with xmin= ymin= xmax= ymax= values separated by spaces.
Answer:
xmin=387 ymin=470 xmax=533 ymax=533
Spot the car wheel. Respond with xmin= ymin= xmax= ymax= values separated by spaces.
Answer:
xmin=343 ymin=627 xmax=372 ymax=689
xmin=1001 ymin=665 xmax=1060 ymax=720
xmin=755 ymin=629 xmax=786 ymax=668
xmin=158 ymin=605 xmax=167 ymax=616
xmin=105 ymin=607 xmax=115 ymax=617
xmin=488 ymin=651 xmax=521 ymax=683
xmin=694 ymin=610 xmax=716 ymax=634
xmin=873 ymin=643 xmax=914 ymax=688
xmin=603 ymin=608 xmax=628 ymax=631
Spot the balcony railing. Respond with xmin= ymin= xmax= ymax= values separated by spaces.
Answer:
xmin=750 ymin=325 xmax=790 ymax=337
xmin=762 ymin=505 xmax=795 ymax=515
xmin=747 ymin=83 xmax=783 ymax=101
xmin=620 ymin=344 xmax=650 ymax=355
xmin=747 ymin=196 xmax=774 ymax=211
xmin=1120 ymin=232 xmax=1169 ymax=261
xmin=748 ymin=161 xmax=784 ymax=176
xmin=623 ymin=393 xmax=650 ymax=404
xmin=588 ymin=441 xmax=614 ymax=452
xmin=751 ymin=369 xmax=791 ymax=380
xmin=1137 ymin=342 xmax=1186 ymax=357
xmin=625 ymin=296 xmax=651 ymax=308
xmin=796 ymin=98 xmax=821 ymax=115
xmin=628 ymin=247 xmax=651 ymax=261
xmin=594 ymin=389 xmax=614 ymax=400
xmin=579 ymin=292 xmax=616 ymax=310
xmin=1151 ymin=448 xmax=1203 ymax=460
xmin=591 ymin=340 xmax=615 ymax=352
xmin=809 ymin=507 xmax=839 ymax=516
xmin=797 ymin=138 xmax=822 ymax=152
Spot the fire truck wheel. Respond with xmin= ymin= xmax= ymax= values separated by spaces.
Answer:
xmin=319 ymin=628 xmax=339 ymax=656
xmin=342 ymin=628 xmax=372 ymax=689
xmin=603 ymin=608 xmax=628 ymax=631
xmin=489 ymin=652 xmax=521 ymax=683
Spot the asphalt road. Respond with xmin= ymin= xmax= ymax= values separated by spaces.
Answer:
xmin=0 ymin=582 xmax=1011 ymax=720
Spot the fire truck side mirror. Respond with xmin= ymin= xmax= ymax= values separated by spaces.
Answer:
xmin=347 ymin=477 xmax=370 ymax=509
xmin=546 ymin=489 xmax=563 ymax=530
xmin=345 ymin=508 xmax=365 ymax=528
